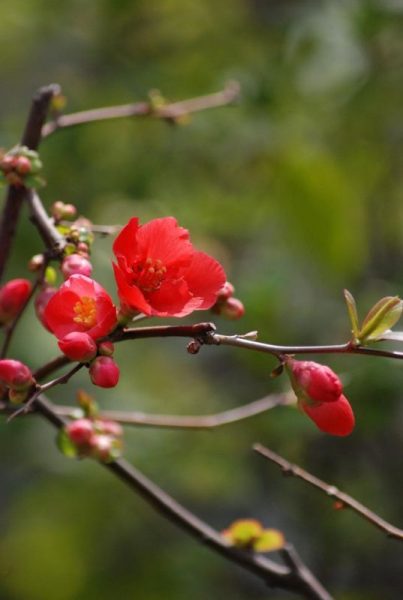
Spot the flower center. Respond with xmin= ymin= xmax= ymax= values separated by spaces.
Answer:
xmin=73 ymin=296 xmax=97 ymax=328
xmin=131 ymin=257 xmax=167 ymax=293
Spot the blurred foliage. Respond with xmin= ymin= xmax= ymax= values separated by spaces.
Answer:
xmin=1 ymin=0 xmax=403 ymax=598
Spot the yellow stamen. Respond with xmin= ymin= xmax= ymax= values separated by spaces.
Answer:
xmin=73 ymin=296 xmax=97 ymax=328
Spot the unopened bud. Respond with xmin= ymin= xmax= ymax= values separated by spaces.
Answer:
xmin=286 ymin=358 xmax=342 ymax=404
xmin=98 ymin=341 xmax=114 ymax=357
xmin=0 ymin=279 xmax=32 ymax=324
xmin=28 ymin=254 xmax=45 ymax=272
xmin=58 ymin=332 xmax=97 ymax=362
xmin=89 ymin=357 xmax=120 ymax=388
xmin=15 ymin=156 xmax=31 ymax=175
xmin=216 ymin=297 xmax=245 ymax=320
xmin=66 ymin=418 xmax=94 ymax=446
xmin=0 ymin=359 xmax=33 ymax=390
xmin=61 ymin=254 xmax=92 ymax=279
xmin=51 ymin=201 xmax=77 ymax=221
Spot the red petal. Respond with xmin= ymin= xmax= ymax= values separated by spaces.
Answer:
xmin=135 ymin=217 xmax=193 ymax=269
xmin=113 ymin=218 xmax=140 ymax=261
xmin=113 ymin=262 xmax=152 ymax=315
xmin=183 ymin=251 xmax=226 ymax=311
xmin=44 ymin=290 xmax=81 ymax=338
xmin=301 ymin=395 xmax=355 ymax=436
xmin=146 ymin=278 xmax=191 ymax=317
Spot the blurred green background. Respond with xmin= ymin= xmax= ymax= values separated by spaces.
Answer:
xmin=1 ymin=1 xmax=403 ymax=598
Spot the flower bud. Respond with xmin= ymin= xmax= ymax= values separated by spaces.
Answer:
xmin=217 ymin=281 xmax=235 ymax=301
xmin=51 ymin=201 xmax=77 ymax=221
xmin=8 ymin=388 xmax=30 ymax=404
xmin=98 ymin=341 xmax=114 ymax=356
xmin=95 ymin=419 xmax=123 ymax=437
xmin=89 ymin=357 xmax=120 ymax=388
xmin=301 ymin=394 xmax=355 ymax=436
xmin=66 ymin=419 xmax=94 ymax=446
xmin=287 ymin=358 xmax=342 ymax=404
xmin=0 ymin=155 xmax=17 ymax=173
xmin=0 ymin=279 xmax=32 ymax=324
xmin=15 ymin=156 xmax=31 ymax=175
xmin=35 ymin=286 xmax=57 ymax=331
xmin=61 ymin=254 xmax=92 ymax=279
xmin=0 ymin=359 xmax=33 ymax=390
xmin=28 ymin=254 xmax=45 ymax=272
xmin=214 ymin=297 xmax=245 ymax=320
xmin=58 ymin=332 xmax=97 ymax=362
xmin=89 ymin=434 xmax=116 ymax=462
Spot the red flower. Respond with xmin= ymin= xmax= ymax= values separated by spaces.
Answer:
xmin=112 ymin=217 xmax=226 ymax=317
xmin=44 ymin=275 xmax=117 ymax=340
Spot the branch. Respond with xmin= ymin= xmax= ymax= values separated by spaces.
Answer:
xmin=0 ymin=84 xmax=60 ymax=282
xmin=254 ymin=444 xmax=403 ymax=542
xmin=41 ymin=82 xmax=240 ymax=138
xmin=53 ymin=393 xmax=290 ymax=430
xmin=27 ymin=393 xmax=332 ymax=599
xmin=26 ymin=190 xmax=66 ymax=257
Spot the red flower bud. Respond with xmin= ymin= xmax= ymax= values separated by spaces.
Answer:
xmin=51 ymin=201 xmax=77 ymax=221
xmin=89 ymin=434 xmax=115 ymax=462
xmin=61 ymin=254 xmax=92 ymax=279
xmin=287 ymin=359 xmax=342 ymax=404
xmin=0 ymin=155 xmax=17 ymax=173
xmin=301 ymin=394 xmax=355 ymax=436
xmin=0 ymin=278 xmax=32 ymax=324
xmin=216 ymin=297 xmax=245 ymax=320
xmin=66 ymin=419 xmax=94 ymax=446
xmin=0 ymin=359 xmax=33 ymax=390
xmin=95 ymin=419 xmax=123 ymax=437
xmin=58 ymin=332 xmax=97 ymax=362
xmin=89 ymin=357 xmax=120 ymax=388
xmin=98 ymin=341 xmax=114 ymax=356
xmin=217 ymin=281 xmax=235 ymax=301
xmin=15 ymin=156 xmax=31 ymax=175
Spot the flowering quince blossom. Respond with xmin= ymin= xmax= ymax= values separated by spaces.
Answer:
xmin=286 ymin=358 xmax=355 ymax=436
xmin=44 ymin=274 xmax=117 ymax=341
xmin=112 ymin=217 xmax=226 ymax=317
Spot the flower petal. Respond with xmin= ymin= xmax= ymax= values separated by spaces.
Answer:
xmin=301 ymin=394 xmax=355 ymax=436
xmin=136 ymin=217 xmax=193 ymax=269
xmin=112 ymin=262 xmax=152 ymax=315
xmin=112 ymin=217 xmax=140 ymax=261
xmin=183 ymin=251 xmax=227 ymax=311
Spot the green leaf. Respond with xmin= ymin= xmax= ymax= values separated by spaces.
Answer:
xmin=358 ymin=296 xmax=403 ymax=343
xmin=343 ymin=289 xmax=360 ymax=340
xmin=253 ymin=529 xmax=285 ymax=553
xmin=56 ymin=429 xmax=78 ymax=458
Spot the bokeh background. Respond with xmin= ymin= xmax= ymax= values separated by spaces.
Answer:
xmin=1 ymin=1 xmax=403 ymax=598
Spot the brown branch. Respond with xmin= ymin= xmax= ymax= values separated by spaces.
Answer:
xmin=26 ymin=190 xmax=66 ymax=257
xmin=254 ymin=444 xmax=403 ymax=542
xmin=53 ymin=393 xmax=291 ymax=430
xmin=0 ymin=84 xmax=60 ymax=282
xmin=25 ymin=393 xmax=332 ymax=599
xmin=41 ymin=82 xmax=240 ymax=138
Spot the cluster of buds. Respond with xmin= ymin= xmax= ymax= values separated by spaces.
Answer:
xmin=0 ymin=146 xmax=43 ymax=188
xmin=0 ymin=359 xmax=35 ymax=404
xmin=222 ymin=519 xmax=285 ymax=553
xmin=60 ymin=416 xmax=123 ymax=462
xmin=211 ymin=281 xmax=245 ymax=320
xmin=0 ymin=278 xmax=32 ymax=325
xmin=286 ymin=357 xmax=355 ymax=436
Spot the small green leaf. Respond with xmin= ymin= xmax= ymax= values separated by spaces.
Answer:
xmin=253 ymin=529 xmax=285 ymax=553
xmin=57 ymin=429 xmax=78 ymax=458
xmin=222 ymin=519 xmax=263 ymax=547
xmin=358 ymin=296 xmax=403 ymax=343
xmin=44 ymin=266 xmax=57 ymax=286
xmin=343 ymin=289 xmax=360 ymax=340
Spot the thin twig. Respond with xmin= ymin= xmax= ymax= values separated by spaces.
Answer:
xmin=41 ymin=82 xmax=240 ymax=138
xmin=254 ymin=444 xmax=403 ymax=542
xmin=26 ymin=393 xmax=332 ymax=599
xmin=53 ymin=393 xmax=291 ymax=430
xmin=0 ymin=84 xmax=60 ymax=282
xmin=26 ymin=190 xmax=66 ymax=256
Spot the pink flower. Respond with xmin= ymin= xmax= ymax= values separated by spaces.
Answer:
xmin=112 ymin=217 xmax=226 ymax=317
xmin=0 ymin=278 xmax=32 ymax=324
xmin=44 ymin=275 xmax=117 ymax=340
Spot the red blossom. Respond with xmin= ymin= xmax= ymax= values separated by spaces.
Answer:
xmin=89 ymin=356 xmax=120 ymax=388
xmin=44 ymin=275 xmax=117 ymax=340
xmin=0 ymin=359 xmax=33 ymax=390
xmin=112 ymin=217 xmax=226 ymax=317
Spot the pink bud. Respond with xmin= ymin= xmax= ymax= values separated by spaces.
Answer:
xmin=66 ymin=419 xmax=94 ymax=446
xmin=301 ymin=394 xmax=355 ymax=436
xmin=61 ymin=254 xmax=92 ymax=279
xmin=89 ymin=357 xmax=120 ymax=388
xmin=288 ymin=359 xmax=342 ymax=404
xmin=51 ymin=201 xmax=77 ymax=221
xmin=95 ymin=419 xmax=123 ymax=437
xmin=0 ymin=359 xmax=33 ymax=390
xmin=0 ymin=155 xmax=17 ymax=173
xmin=217 ymin=281 xmax=235 ymax=301
xmin=35 ymin=286 xmax=57 ymax=331
xmin=0 ymin=278 xmax=32 ymax=324
xmin=15 ymin=156 xmax=31 ymax=175
xmin=98 ymin=341 xmax=114 ymax=357
xmin=58 ymin=332 xmax=97 ymax=362
xmin=216 ymin=297 xmax=245 ymax=320
xmin=89 ymin=434 xmax=115 ymax=462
